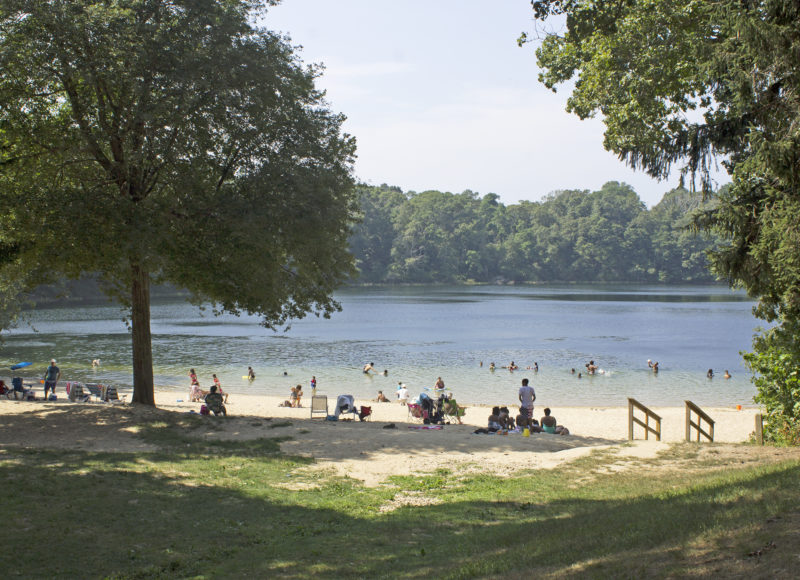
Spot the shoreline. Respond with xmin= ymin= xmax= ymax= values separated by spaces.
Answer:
xmin=154 ymin=389 xmax=759 ymax=444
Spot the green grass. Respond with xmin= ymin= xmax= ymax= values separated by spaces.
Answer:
xmin=1 ymin=429 xmax=799 ymax=579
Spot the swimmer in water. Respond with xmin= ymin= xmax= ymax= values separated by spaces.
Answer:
xmin=724 ymin=370 xmax=731 ymax=379
xmin=363 ymin=362 xmax=375 ymax=374
xmin=707 ymin=369 xmax=714 ymax=379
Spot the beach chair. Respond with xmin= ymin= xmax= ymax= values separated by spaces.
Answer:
xmin=68 ymin=382 xmax=90 ymax=403
xmin=105 ymin=385 xmax=124 ymax=404
xmin=443 ymin=398 xmax=466 ymax=424
xmin=334 ymin=395 xmax=358 ymax=420
xmin=358 ymin=406 xmax=372 ymax=422
xmin=407 ymin=403 xmax=427 ymax=423
xmin=310 ymin=395 xmax=328 ymax=419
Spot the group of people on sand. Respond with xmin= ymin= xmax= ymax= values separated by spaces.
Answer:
xmin=187 ymin=369 xmax=227 ymax=416
xmin=279 ymin=384 xmax=304 ymax=407
xmin=472 ymin=377 xmax=568 ymax=435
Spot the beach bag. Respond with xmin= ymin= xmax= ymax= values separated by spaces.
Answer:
xmin=200 ymin=404 xmax=210 ymax=416
xmin=48 ymin=394 xmax=57 ymax=401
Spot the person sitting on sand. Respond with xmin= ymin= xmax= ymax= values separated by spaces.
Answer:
xmin=204 ymin=385 xmax=226 ymax=416
xmin=396 ymin=383 xmax=409 ymax=405
xmin=488 ymin=406 xmax=502 ymax=432
xmin=211 ymin=373 xmax=228 ymax=403
xmin=540 ymin=408 xmax=569 ymax=435
xmin=375 ymin=390 xmax=389 ymax=402
xmin=498 ymin=406 xmax=514 ymax=430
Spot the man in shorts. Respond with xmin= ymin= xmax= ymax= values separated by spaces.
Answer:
xmin=44 ymin=359 xmax=61 ymax=399
xmin=518 ymin=377 xmax=536 ymax=427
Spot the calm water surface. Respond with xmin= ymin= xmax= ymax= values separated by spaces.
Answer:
xmin=1 ymin=285 xmax=761 ymax=407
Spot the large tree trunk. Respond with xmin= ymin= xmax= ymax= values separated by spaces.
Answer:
xmin=130 ymin=259 xmax=155 ymax=405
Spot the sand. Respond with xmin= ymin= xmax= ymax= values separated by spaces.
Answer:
xmin=0 ymin=389 xmax=761 ymax=487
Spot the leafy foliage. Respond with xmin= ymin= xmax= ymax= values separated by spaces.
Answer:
xmin=0 ymin=1 xmax=356 ymax=403
xmin=529 ymin=0 xmax=800 ymax=435
xmin=350 ymin=182 xmax=719 ymax=284
xmin=745 ymin=322 xmax=800 ymax=444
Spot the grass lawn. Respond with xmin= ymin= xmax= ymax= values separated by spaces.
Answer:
xmin=1 ymin=414 xmax=799 ymax=578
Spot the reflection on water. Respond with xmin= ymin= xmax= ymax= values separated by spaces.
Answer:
xmin=1 ymin=285 xmax=761 ymax=407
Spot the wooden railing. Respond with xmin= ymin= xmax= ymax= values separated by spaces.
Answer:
xmin=755 ymin=413 xmax=764 ymax=445
xmin=685 ymin=400 xmax=714 ymax=442
xmin=628 ymin=398 xmax=661 ymax=441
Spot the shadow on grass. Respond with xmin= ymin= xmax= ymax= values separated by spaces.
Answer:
xmin=0 ymin=440 xmax=798 ymax=578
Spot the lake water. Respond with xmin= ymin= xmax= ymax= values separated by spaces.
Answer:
xmin=1 ymin=285 xmax=762 ymax=408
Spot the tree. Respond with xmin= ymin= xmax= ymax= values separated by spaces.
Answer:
xmin=528 ymin=0 xmax=800 ymax=439
xmin=0 ymin=1 xmax=357 ymax=405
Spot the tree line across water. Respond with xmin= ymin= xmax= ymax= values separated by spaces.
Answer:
xmin=349 ymin=181 xmax=721 ymax=285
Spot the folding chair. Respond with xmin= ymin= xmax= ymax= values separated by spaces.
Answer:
xmin=334 ymin=395 xmax=358 ymax=420
xmin=407 ymin=403 xmax=427 ymax=423
xmin=68 ymin=382 xmax=90 ymax=403
xmin=310 ymin=395 xmax=328 ymax=419
xmin=358 ymin=406 xmax=372 ymax=422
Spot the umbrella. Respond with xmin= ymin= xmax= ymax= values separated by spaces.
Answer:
xmin=10 ymin=362 xmax=32 ymax=370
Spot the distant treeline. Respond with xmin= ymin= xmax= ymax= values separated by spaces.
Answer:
xmin=349 ymin=181 xmax=720 ymax=284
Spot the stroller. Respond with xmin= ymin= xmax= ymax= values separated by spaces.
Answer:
xmin=420 ymin=392 xmax=445 ymax=425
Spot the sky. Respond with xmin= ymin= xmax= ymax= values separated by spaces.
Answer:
xmin=262 ymin=0 xmax=724 ymax=208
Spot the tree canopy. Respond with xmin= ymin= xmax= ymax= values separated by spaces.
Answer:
xmin=528 ymin=0 xmax=800 ymax=441
xmin=350 ymin=182 xmax=719 ymax=285
xmin=0 ymin=0 xmax=357 ymax=404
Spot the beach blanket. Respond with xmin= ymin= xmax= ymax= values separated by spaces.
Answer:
xmin=407 ymin=425 xmax=443 ymax=430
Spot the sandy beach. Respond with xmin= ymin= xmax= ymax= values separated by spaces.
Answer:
xmin=0 ymin=389 xmax=762 ymax=487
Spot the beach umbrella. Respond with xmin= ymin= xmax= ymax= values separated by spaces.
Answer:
xmin=9 ymin=362 xmax=32 ymax=370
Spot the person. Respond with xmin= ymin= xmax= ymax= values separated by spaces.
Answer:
xmin=188 ymin=368 xmax=206 ymax=401
xmin=294 ymin=384 xmax=303 ymax=407
xmin=363 ymin=362 xmax=375 ymax=374
xmin=534 ymin=362 xmax=539 ymax=372
xmin=518 ymin=377 xmax=536 ymax=426
xmin=724 ymin=370 xmax=731 ymax=379
xmin=204 ymin=385 xmax=227 ymax=416
xmin=507 ymin=361 xmax=518 ymax=371
xmin=434 ymin=377 xmax=445 ymax=390
xmin=652 ymin=361 xmax=659 ymax=373
xmin=189 ymin=372 xmax=207 ymax=402
xmin=396 ymin=383 xmax=409 ymax=405
xmin=540 ymin=408 xmax=569 ymax=435
xmin=382 ymin=369 xmax=388 ymax=376
xmin=375 ymin=390 xmax=389 ymax=402
xmin=487 ymin=406 xmax=502 ymax=432
xmin=707 ymin=369 xmax=714 ymax=379
xmin=444 ymin=394 xmax=466 ymax=424
xmin=212 ymin=373 xmax=228 ymax=403
xmin=489 ymin=362 xmax=495 ymax=371
xmin=247 ymin=366 xmax=256 ymax=380
xmin=43 ymin=359 xmax=61 ymax=399
xmin=91 ymin=359 xmax=100 ymax=368
xmin=498 ymin=406 xmax=514 ymax=430
xmin=310 ymin=376 xmax=317 ymax=396
xmin=586 ymin=360 xmax=598 ymax=374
